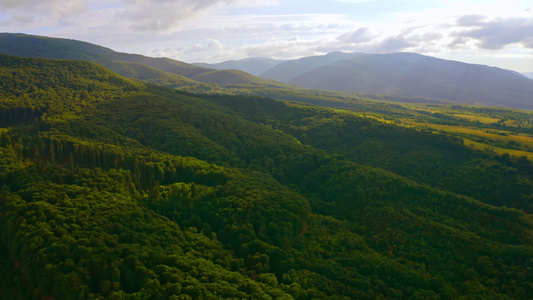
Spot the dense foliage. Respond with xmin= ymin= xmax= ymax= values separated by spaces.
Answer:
xmin=1 ymin=54 xmax=533 ymax=299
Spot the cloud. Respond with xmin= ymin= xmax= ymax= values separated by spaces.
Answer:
xmin=145 ymin=13 xmax=352 ymax=44
xmin=0 ymin=0 xmax=277 ymax=32
xmin=0 ymin=0 xmax=84 ymax=10
xmin=447 ymin=37 xmax=467 ymax=49
xmin=145 ymin=34 xmax=336 ymax=63
xmin=372 ymin=36 xmax=414 ymax=52
xmin=119 ymin=0 xmax=278 ymax=32
xmin=456 ymin=15 xmax=487 ymax=27
xmin=207 ymin=38 xmax=223 ymax=50
xmin=455 ymin=17 xmax=533 ymax=49
xmin=523 ymin=38 xmax=533 ymax=48
xmin=338 ymin=27 xmax=374 ymax=43
xmin=0 ymin=0 xmax=87 ymax=25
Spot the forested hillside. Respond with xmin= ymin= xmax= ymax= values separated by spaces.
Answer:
xmin=0 ymin=33 xmax=288 ymax=90
xmin=1 ymin=54 xmax=533 ymax=299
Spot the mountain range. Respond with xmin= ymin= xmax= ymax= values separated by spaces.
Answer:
xmin=204 ymin=52 xmax=533 ymax=110
xmin=1 ymin=33 xmax=532 ymax=110
xmin=194 ymin=57 xmax=286 ymax=76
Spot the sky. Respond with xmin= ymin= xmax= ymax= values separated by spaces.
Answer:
xmin=1 ymin=0 xmax=533 ymax=73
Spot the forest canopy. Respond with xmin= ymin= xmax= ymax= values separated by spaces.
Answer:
xmin=1 ymin=54 xmax=532 ymax=299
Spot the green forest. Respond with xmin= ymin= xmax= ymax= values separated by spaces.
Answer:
xmin=1 ymin=53 xmax=533 ymax=299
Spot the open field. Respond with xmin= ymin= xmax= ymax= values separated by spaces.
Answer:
xmin=464 ymin=138 xmax=533 ymax=159
xmin=407 ymin=122 xmax=533 ymax=148
xmin=353 ymin=106 xmax=533 ymax=160
xmin=453 ymin=114 xmax=500 ymax=124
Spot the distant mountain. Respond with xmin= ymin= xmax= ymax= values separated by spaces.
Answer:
xmin=524 ymin=72 xmax=533 ymax=80
xmin=194 ymin=57 xmax=285 ymax=76
xmin=261 ymin=51 xmax=365 ymax=82
xmin=259 ymin=52 xmax=533 ymax=110
xmin=0 ymin=33 xmax=287 ymax=88
xmin=2 ymin=33 xmax=531 ymax=109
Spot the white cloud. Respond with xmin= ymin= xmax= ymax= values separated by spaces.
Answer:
xmin=0 ymin=0 xmax=277 ymax=32
xmin=207 ymin=38 xmax=223 ymax=50
xmin=0 ymin=0 xmax=87 ymax=26
xmin=136 ymin=8 xmax=532 ymax=67
xmin=0 ymin=0 xmax=86 ymax=11
xmin=338 ymin=27 xmax=374 ymax=43
xmin=456 ymin=15 xmax=487 ymax=27
xmin=455 ymin=17 xmax=533 ymax=50
xmin=116 ymin=0 xmax=280 ymax=32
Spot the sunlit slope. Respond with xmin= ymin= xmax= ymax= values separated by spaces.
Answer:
xmin=1 ymin=54 xmax=533 ymax=299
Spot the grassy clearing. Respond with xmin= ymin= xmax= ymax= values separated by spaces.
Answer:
xmin=407 ymin=122 xmax=533 ymax=147
xmin=453 ymin=114 xmax=500 ymax=124
xmin=352 ymin=105 xmax=533 ymax=160
xmin=464 ymin=138 xmax=533 ymax=159
xmin=502 ymin=120 xmax=521 ymax=127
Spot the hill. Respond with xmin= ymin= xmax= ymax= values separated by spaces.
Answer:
xmin=189 ymin=69 xmax=292 ymax=88
xmin=260 ymin=51 xmax=364 ymax=82
xmin=259 ymin=52 xmax=533 ymax=110
xmin=0 ymin=33 xmax=287 ymax=89
xmin=194 ymin=57 xmax=285 ymax=76
xmin=524 ymin=72 xmax=533 ymax=80
xmin=1 ymin=54 xmax=533 ymax=299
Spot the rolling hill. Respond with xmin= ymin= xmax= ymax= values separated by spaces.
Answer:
xmin=0 ymin=33 xmax=288 ymax=89
xmin=1 ymin=53 xmax=533 ymax=299
xmin=260 ymin=51 xmax=364 ymax=82
xmin=194 ymin=57 xmax=285 ymax=76
xmin=259 ymin=52 xmax=533 ymax=110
